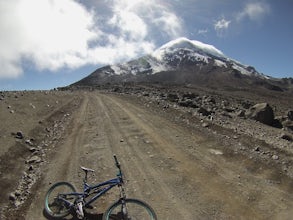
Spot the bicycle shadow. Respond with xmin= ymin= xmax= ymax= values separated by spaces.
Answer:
xmin=43 ymin=209 xmax=103 ymax=220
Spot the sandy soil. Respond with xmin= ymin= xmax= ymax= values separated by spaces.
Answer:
xmin=0 ymin=90 xmax=292 ymax=220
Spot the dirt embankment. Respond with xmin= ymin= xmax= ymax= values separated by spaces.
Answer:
xmin=0 ymin=90 xmax=293 ymax=220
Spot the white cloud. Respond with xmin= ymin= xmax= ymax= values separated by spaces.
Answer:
xmin=214 ymin=18 xmax=231 ymax=36
xmin=107 ymin=0 xmax=184 ymax=40
xmin=0 ymin=0 xmax=183 ymax=79
xmin=0 ymin=0 xmax=98 ymax=79
xmin=237 ymin=2 xmax=270 ymax=22
xmin=197 ymin=29 xmax=209 ymax=36
xmin=152 ymin=10 xmax=183 ymax=39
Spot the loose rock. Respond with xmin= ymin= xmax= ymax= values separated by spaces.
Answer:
xmin=272 ymin=155 xmax=279 ymax=160
xmin=26 ymin=156 xmax=42 ymax=164
xmin=246 ymin=103 xmax=274 ymax=126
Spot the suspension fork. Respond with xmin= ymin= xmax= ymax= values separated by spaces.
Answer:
xmin=119 ymin=184 xmax=128 ymax=218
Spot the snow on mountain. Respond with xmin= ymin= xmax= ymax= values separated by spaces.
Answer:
xmin=151 ymin=37 xmax=261 ymax=77
xmin=70 ymin=37 xmax=292 ymax=92
xmin=104 ymin=37 xmax=265 ymax=79
xmin=152 ymin=37 xmax=226 ymax=60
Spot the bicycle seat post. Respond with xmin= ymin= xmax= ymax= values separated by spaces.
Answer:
xmin=80 ymin=166 xmax=95 ymax=184
xmin=83 ymin=170 xmax=88 ymax=184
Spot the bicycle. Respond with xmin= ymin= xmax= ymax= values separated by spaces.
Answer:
xmin=44 ymin=155 xmax=157 ymax=220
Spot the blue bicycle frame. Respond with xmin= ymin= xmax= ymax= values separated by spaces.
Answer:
xmin=58 ymin=172 xmax=123 ymax=208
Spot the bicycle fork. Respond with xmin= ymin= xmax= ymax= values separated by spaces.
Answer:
xmin=75 ymin=197 xmax=84 ymax=219
xmin=119 ymin=184 xmax=129 ymax=219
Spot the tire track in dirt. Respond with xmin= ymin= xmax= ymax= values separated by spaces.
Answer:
xmin=25 ymin=93 xmax=90 ymax=219
xmin=98 ymin=94 xmax=192 ymax=219
xmin=100 ymin=94 xmax=245 ymax=219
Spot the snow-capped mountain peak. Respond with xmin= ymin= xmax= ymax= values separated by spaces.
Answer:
xmin=149 ymin=37 xmax=261 ymax=77
xmin=81 ymin=37 xmax=267 ymax=86
xmin=153 ymin=37 xmax=226 ymax=60
xmin=71 ymin=37 xmax=289 ymax=91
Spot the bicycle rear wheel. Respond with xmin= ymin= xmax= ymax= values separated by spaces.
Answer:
xmin=44 ymin=181 xmax=76 ymax=218
xmin=103 ymin=198 xmax=157 ymax=220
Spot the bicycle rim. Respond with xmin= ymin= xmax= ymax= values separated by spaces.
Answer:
xmin=104 ymin=198 xmax=157 ymax=220
xmin=44 ymin=182 xmax=76 ymax=218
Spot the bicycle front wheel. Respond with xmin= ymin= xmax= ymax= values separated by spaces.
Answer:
xmin=44 ymin=181 xmax=76 ymax=218
xmin=103 ymin=198 xmax=157 ymax=220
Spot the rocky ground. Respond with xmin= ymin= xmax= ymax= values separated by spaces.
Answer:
xmin=0 ymin=86 xmax=292 ymax=219
xmin=108 ymin=83 xmax=293 ymax=176
xmin=0 ymin=90 xmax=83 ymax=218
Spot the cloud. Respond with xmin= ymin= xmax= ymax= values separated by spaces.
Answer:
xmin=0 ymin=0 xmax=98 ymax=79
xmin=107 ymin=0 xmax=184 ymax=39
xmin=214 ymin=18 xmax=231 ymax=36
xmin=197 ymin=29 xmax=209 ymax=35
xmin=237 ymin=2 xmax=271 ymax=22
xmin=0 ymin=0 xmax=183 ymax=79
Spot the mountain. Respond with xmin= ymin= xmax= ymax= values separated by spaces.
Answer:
xmin=68 ymin=37 xmax=292 ymax=92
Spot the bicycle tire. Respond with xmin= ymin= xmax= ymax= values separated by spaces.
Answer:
xmin=44 ymin=181 xmax=76 ymax=218
xmin=103 ymin=198 xmax=157 ymax=220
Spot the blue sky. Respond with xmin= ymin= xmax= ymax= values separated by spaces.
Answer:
xmin=0 ymin=0 xmax=292 ymax=90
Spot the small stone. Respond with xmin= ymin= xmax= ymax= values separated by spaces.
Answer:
xmin=29 ymin=147 xmax=38 ymax=152
xmin=280 ymin=133 xmax=292 ymax=142
xmin=14 ymin=200 xmax=22 ymax=207
xmin=202 ymin=122 xmax=209 ymax=128
xmin=287 ymin=110 xmax=293 ymax=121
xmin=120 ymin=139 xmax=124 ymax=142
xmin=26 ymin=155 xmax=41 ymax=164
xmin=9 ymin=193 xmax=16 ymax=201
xmin=236 ymin=110 xmax=245 ymax=117
xmin=14 ymin=190 xmax=21 ymax=197
xmin=15 ymin=131 xmax=24 ymax=139
xmin=25 ymin=139 xmax=34 ymax=146
xmin=272 ymin=155 xmax=279 ymax=160
xmin=28 ymin=165 xmax=34 ymax=171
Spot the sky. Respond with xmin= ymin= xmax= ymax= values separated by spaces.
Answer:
xmin=0 ymin=0 xmax=292 ymax=91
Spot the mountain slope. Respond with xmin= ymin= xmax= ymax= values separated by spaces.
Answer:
xmin=69 ymin=38 xmax=292 ymax=92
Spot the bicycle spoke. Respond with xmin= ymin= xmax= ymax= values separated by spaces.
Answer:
xmin=44 ymin=182 xmax=76 ymax=218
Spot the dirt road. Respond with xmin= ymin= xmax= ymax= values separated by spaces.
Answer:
xmin=3 ymin=91 xmax=293 ymax=219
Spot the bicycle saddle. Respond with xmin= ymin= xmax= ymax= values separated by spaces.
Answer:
xmin=80 ymin=166 xmax=95 ymax=172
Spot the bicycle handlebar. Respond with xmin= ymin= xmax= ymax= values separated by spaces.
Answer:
xmin=113 ymin=155 xmax=124 ymax=184
xmin=113 ymin=155 xmax=120 ymax=169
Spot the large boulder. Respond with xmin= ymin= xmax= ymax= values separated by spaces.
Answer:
xmin=246 ymin=103 xmax=274 ymax=126
xmin=282 ymin=120 xmax=293 ymax=131
xmin=287 ymin=110 xmax=293 ymax=121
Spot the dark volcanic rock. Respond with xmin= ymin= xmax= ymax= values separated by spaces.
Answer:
xmin=246 ymin=103 xmax=274 ymax=126
xmin=178 ymin=100 xmax=198 ymax=108
xmin=282 ymin=120 xmax=293 ymax=131
xmin=198 ymin=107 xmax=211 ymax=116
xmin=281 ymin=133 xmax=293 ymax=142
xmin=167 ymin=93 xmax=179 ymax=102
xmin=288 ymin=110 xmax=293 ymax=121
xmin=15 ymin=131 xmax=24 ymax=139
